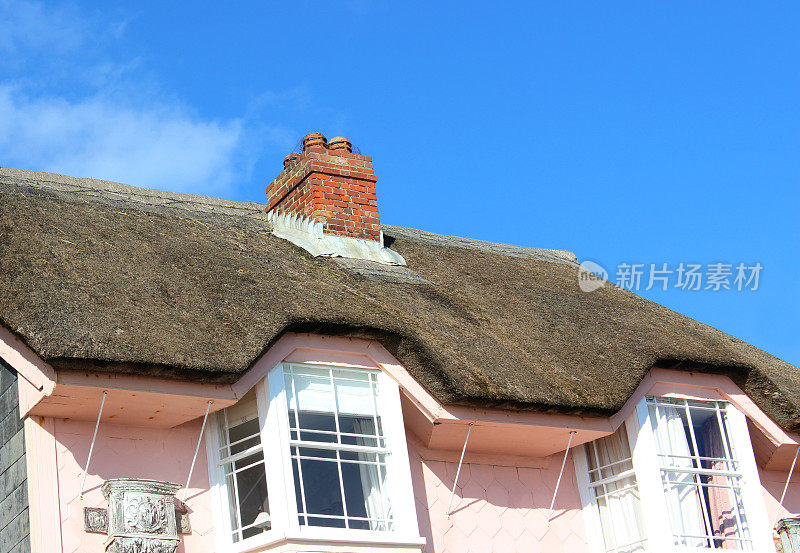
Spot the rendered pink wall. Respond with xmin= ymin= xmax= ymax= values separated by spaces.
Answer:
xmin=760 ymin=466 xmax=800 ymax=528
xmin=407 ymin=436 xmax=588 ymax=553
xmin=51 ymin=417 xmax=215 ymax=553
xmin=41 ymin=417 xmax=797 ymax=553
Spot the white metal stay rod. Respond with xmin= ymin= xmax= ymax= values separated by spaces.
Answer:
xmin=774 ymin=444 xmax=800 ymax=527
xmin=182 ymin=400 xmax=213 ymax=501
xmin=547 ymin=430 xmax=576 ymax=522
xmin=447 ymin=422 xmax=474 ymax=517
xmin=79 ymin=390 xmax=108 ymax=498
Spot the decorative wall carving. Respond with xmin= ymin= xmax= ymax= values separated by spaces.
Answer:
xmin=84 ymin=506 xmax=191 ymax=535
xmin=99 ymin=479 xmax=181 ymax=553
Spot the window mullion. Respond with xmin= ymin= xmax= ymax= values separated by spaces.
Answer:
xmin=368 ymin=374 xmax=381 ymax=446
xmin=230 ymin=460 xmax=244 ymax=542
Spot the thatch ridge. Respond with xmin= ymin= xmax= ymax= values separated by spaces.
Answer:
xmin=1 ymin=168 xmax=798 ymax=431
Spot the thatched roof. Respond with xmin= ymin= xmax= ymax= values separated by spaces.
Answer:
xmin=1 ymin=167 xmax=798 ymax=431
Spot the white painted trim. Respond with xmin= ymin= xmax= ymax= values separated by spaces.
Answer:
xmin=265 ymin=365 xmax=296 ymax=534
xmin=725 ymin=403 xmax=777 ymax=552
xmin=376 ymin=370 xmax=421 ymax=538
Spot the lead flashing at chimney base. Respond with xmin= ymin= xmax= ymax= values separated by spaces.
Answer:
xmin=266 ymin=133 xmax=406 ymax=266
xmin=267 ymin=210 xmax=405 ymax=265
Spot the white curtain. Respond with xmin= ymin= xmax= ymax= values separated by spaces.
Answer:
xmin=353 ymin=420 xmax=388 ymax=530
xmin=652 ymin=405 xmax=707 ymax=547
xmin=591 ymin=426 xmax=646 ymax=552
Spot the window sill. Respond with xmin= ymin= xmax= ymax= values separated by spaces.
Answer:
xmin=225 ymin=529 xmax=426 ymax=553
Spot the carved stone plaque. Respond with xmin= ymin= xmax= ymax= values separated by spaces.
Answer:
xmin=102 ymin=478 xmax=181 ymax=553
xmin=84 ymin=507 xmax=190 ymax=535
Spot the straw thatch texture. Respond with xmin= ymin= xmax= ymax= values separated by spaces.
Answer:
xmin=1 ymin=168 xmax=798 ymax=430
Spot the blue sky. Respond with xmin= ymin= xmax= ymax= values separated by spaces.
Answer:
xmin=1 ymin=1 xmax=798 ymax=366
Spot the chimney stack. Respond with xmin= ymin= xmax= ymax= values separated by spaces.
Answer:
xmin=265 ymin=133 xmax=404 ymax=265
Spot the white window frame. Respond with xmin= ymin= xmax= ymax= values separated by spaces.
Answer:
xmin=576 ymin=396 xmax=775 ymax=553
xmin=206 ymin=361 xmax=422 ymax=552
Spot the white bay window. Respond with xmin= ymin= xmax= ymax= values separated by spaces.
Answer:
xmin=576 ymin=396 xmax=774 ymax=553
xmin=207 ymin=362 xmax=420 ymax=551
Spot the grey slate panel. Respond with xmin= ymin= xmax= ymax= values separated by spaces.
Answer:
xmin=0 ymin=360 xmax=28 ymax=553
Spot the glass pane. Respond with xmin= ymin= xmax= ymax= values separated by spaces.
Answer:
xmin=298 ymin=411 xmax=337 ymax=433
xmin=341 ymin=461 xmax=370 ymax=519
xmin=335 ymin=377 xmax=374 ymax=416
xmin=236 ymin=461 xmax=269 ymax=538
xmin=228 ymin=418 xmax=261 ymax=455
xmin=297 ymin=458 xmax=344 ymax=518
xmin=307 ymin=516 xmax=346 ymax=528
xmin=294 ymin=374 xmax=335 ymax=414
xmin=223 ymin=453 xmax=269 ymax=543
xmin=295 ymin=447 xmax=336 ymax=459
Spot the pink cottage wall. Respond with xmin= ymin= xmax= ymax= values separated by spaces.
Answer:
xmin=407 ymin=436 xmax=588 ymax=553
xmin=38 ymin=417 xmax=797 ymax=553
xmin=50 ymin=417 xmax=216 ymax=553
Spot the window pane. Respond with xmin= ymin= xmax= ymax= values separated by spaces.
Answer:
xmin=228 ymin=418 xmax=261 ymax=455
xmin=290 ymin=373 xmax=335 ymax=413
xmin=235 ymin=458 xmax=269 ymax=539
xmin=297 ymin=458 xmax=344 ymax=517
xmin=297 ymin=411 xmax=337 ymax=433
xmin=335 ymin=376 xmax=374 ymax=416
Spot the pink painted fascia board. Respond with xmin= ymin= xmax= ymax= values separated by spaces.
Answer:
xmin=0 ymin=325 xmax=56 ymax=417
xmin=0 ymin=325 xmax=238 ymax=428
xmin=610 ymin=366 xmax=800 ymax=470
xmin=232 ymin=334 xmax=799 ymax=464
xmin=233 ymin=333 xmax=612 ymax=458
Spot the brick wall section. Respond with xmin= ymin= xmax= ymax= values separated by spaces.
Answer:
xmin=0 ymin=359 xmax=29 ymax=553
xmin=265 ymin=150 xmax=381 ymax=241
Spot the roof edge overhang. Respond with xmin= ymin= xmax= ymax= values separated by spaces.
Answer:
xmin=2 ymin=324 xmax=798 ymax=469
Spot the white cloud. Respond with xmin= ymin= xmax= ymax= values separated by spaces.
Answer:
xmin=0 ymin=0 xmax=279 ymax=197
xmin=0 ymin=86 xmax=244 ymax=194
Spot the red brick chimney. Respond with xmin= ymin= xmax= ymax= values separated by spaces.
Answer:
xmin=266 ymin=132 xmax=381 ymax=242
